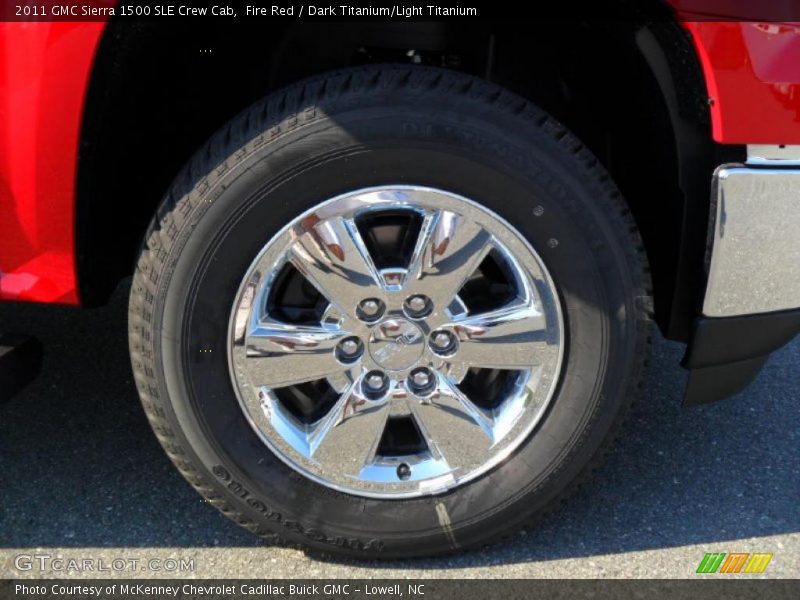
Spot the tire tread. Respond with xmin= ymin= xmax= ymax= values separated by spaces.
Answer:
xmin=128 ymin=65 xmax=653 ymax=557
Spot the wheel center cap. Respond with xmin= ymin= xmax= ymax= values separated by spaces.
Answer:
xmin=368 ymin=318 xmax=425 ymax=371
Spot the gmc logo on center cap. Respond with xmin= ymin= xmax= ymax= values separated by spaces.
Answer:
xmin=394 ymin=330 xmax=421 ymax=346
xmin=374 ymin=328 xmax=420 ymax=361
xmin=369 ymin=320 xmax=425 ymax=370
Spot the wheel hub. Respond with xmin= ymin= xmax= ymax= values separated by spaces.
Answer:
xmin=368 ymin=318 xmax=425 ymax=371
xmin=228 ymin=186 xmax=564 ymax=498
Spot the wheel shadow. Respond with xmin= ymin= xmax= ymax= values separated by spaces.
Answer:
xmin=1 ymin=280 xmax=798 ymax=567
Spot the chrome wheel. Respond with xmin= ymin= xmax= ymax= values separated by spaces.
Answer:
xmin=229 ymin=186 xmax=564 ymax=497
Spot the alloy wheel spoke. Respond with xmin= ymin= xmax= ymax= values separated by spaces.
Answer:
xmin=308 ymin=381 xmax=391 ymax=477
xmin=245 ymin=321 xmax=349 ymax=388
xmin=408 ymin=376 xmax=495 ymax=468
xmin=450 ymin=301 xmax=553 ymax=370
xmin=404 ymin=210 xmax=493 ymax=311
xmin=289 ymin=215 xmax=383 ymax=318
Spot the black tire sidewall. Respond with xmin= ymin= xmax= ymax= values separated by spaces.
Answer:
xmin=152 ymin=85 xmax=642 ymax=557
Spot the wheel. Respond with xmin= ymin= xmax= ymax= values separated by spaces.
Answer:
xmin=129 ymin=66 xmax=651 ymax=558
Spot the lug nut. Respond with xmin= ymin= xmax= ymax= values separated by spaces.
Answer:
xmin=408 ymin=296 xmax=427 ymax=312
xmin=433 ymin=332 xmax=451 ymax=348
xmin=430 ymin=330 xmax=457 ymax=355
xmin=357 ymin=298 xmax=385 ymax=321
xmin=408 ymin=367 xmax=435 ymax=395
xmin=412 ymin=370 xmax=430 ymax=387
xmin=367 ymin=374 xmax=384 ymax=389
xmin=362 ymin=300 xmax=379 ymax=315
xmin=364 ymin=371 xmax=387 ymax=393
xmin=336 ymin=336 xmax=363 ymax=363
xmin=341 ymin=339 xmax=359 ymax=355
xmin=404 ymin=294 xmax=432 ymax=318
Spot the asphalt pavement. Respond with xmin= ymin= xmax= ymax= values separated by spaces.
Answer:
xmin=1 ymin=281 xmax=798 ymax=578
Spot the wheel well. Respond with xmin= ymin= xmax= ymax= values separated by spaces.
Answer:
xmin=76 ymin=10 xmax=725 ymax=340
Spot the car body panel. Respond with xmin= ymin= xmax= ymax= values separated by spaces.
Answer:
xmin=682 ymin=21 xmax=800 ymax=144
xmin=1 ymin=16 xmax=800 ymax=304
xmin=0 ymin=22 xmax=104 ymax=304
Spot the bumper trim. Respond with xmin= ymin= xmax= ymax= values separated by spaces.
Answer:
xmin=747 ymin=144 xmax=800 ymax=167
xmin=704 ymin=166 xmax=800 ymax=317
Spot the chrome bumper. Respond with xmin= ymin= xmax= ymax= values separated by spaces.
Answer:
xmin=683 ymin=149 xmax=800 ymax=405
xmin=703 ymin=165 xmax=800 ymax=317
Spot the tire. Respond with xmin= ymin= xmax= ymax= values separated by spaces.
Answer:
xmin=129 ymin=65 xmax=652 ymax=558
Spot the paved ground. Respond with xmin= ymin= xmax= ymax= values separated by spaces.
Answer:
xmin=0 ymin=282 xmax=797 ymax=579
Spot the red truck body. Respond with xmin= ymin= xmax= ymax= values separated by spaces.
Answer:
xmin=1 ymin=16 xmax=800 ymax=305
xmin=0 ymin=22 xmax=104 ymax=303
